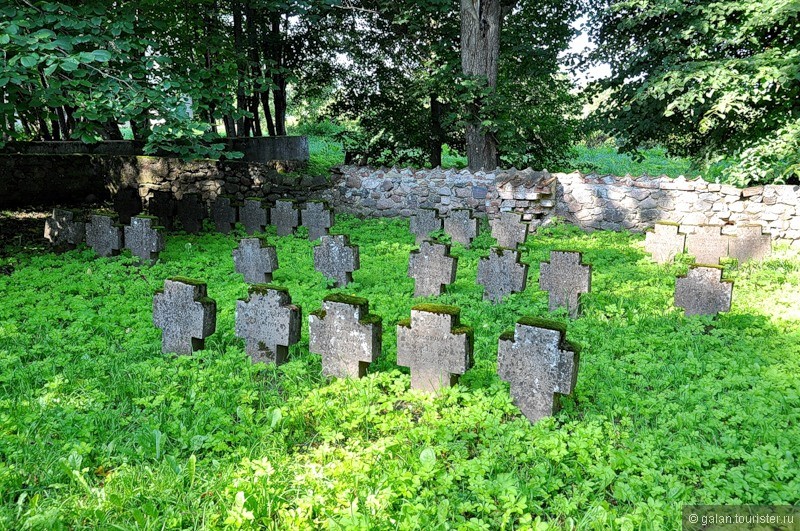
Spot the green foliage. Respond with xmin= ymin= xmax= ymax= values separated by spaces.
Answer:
xmin=1 ymin=217 xmax=799 ymax=527
xmin=567 ymin=142 xmax=694 ymax=177
xmin=586 ymin=0 xmax=800 ymax=185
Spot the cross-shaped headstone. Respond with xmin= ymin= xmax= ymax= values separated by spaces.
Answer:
xmin=490 ymin=212 xmax=529 ymax=248
xmin=301 ymin=200 xmax=333 ymax=241
xmin=148 ymin=191 xmax=176 ymax=231
xmin=539 ymin=251 xmax=591 ymax=318
xmin=309 ymin=294 xmax=382 ymax=378
xmin=674 ymin=265 xmax=733 ymax=317
xmin=271 ymin=199 xmax=299 ymax=236
xmin=396 ymin=304 xmax=474 ymax=392
xmin=497 ymin=317 xmax=579 ymax=423
xmin=235 ymin=285 xmax=301 ymax=365
xmin=408 ymin=241 xmax=458 ymax=297
xmin=233 ymin=238 xmax=279 ymax=284
xmin=124 ymin=215 xmax=165 ymax=264
xmin=176 ymin=193 xmax=206 ymax=234
xmin=477 ymin=247 xmax=528 ymax=303
xmin=85 ymin=212 xmax=123 ymax=257
xmin=644 ymin=222 xmax=686 ymax=264
xmin=684 ymin=225 xmax=730 ymax=265
xmin=44 ymin=208 xmax=85 ymax=249
xmin=444 ymin=208 xmax=478 ymax=247
xmin=153 ymin=278 xmax=217 ymax=355
xmin=211 ymin=196 xmax=238 ymax=234
xmin=112 ymin=187 xmax=142 ymax=224
xmin=313 ymin=234 xmax=360 ymax=287
xmin=410 ymin=208 xmax=443 ymax=245
xmin=729 ymin=225 xmax=771 ymax=263
xmin=240 ymin=198 xmax=269 ymax=235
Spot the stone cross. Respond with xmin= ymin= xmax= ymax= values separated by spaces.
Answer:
xmin=497 ymin=318 xmax=579 ymax=423
xmin=85 ymin=212 xmax=123 ymax=257
xmin=408 ymin=241 xmax=458 ymax=297
xmin=309 ymin=294 xmax=382 ymax=379
xmin=300 ymin=201 xmax=333 ymax=241
xmin=112 ymin=187 xmax=142 ymax=224
xmin=124 ymin=215 xmax=165 ymax=264
xmin=235 ymin=285 xmax=301 ymax=365
xmin=644 ymin=222 xmax=686 ymax=264
xmin=176 ymin=193 xmax=206 ymax=234
xmin=443 ymin=208 xmax=478 ymax=247
xmin=490 ymin=212 xmax=529 ymax=248
xmin=539 ymin=251 xmax=591 ymax=318
xmin=477 ymin=247 xmax=528 ymax=303
xmin=409 ymin=208 xmax=443 ymax=245
xmin=148 ymin=191 xmax=176 ymax=231
xmin=684 ymin=225 xmax=730 ymax=265
xmin=240 ymin=198 xmax=269 ymax=235
xmin=44 ymin=209 xmax=85 ymax=249
xmin=211 ymin=196 xmax=238 ymax=234
xmin=674 ymin=265 xmax=733 ymax=317
xmin=729 ymin=225 xmax=771 ymax=263
xmin=271 ymin=199 xmax=299 ymax=236
xmin=233 ymin=238 xmax=279 ymax=284
xmin=313 ymin=234 xmax=360 ymax=287
xmin=396 ymin=305 xmax=474 ymax=392
xmin=153 ymin=278 xmax=217 ymax=355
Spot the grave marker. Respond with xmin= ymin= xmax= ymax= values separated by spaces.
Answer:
xmin=211 ymin=196 xmax=238 ymax=234
xmin=443 ymin=208 xmax=478 ymax=247
xmin=497 ymin=317 xmax=579 ymax=423
xmin=235 ymin=285 xmax=301 ymax=365
xmin=539 ymin=251 xmax=591 ymax=318
xmin=148 ymin=191 xmax=176 ymax=231
xmin=644 ymin=222 xmax=686 ymax=264
xmin=313 ymin=234 xmax=360 ymax=287
xmin=240 ymin=198 xmax=269 ymax=235
xmin=271 ymin=199 xmax=300 ymax=236
xmin=477 ymin=247 xmax=528 ymax=303
xmin=410 ymin=208 xmax=443 ymax=245
xmin=490 ymin=212 xmax=529 ymax=248
xmin=44 ymin=208 xmax=85 ymax=249
xmin=309 ymin=294 xmax=382 ymax=378
xmin=729 ymin=225 xmax=771 ymax=263
xmin=112 ymin=187 xmax=142 ymax=224
xmin=176 ymin=193 xmax=206 ymax=234
xmin=396 ymin=304 xmax=474 ymax=392
xmin=408 ymin=241 xmax=457 ymax=297
xmin=685 ymin=225 xmax=729 ymax=265
xmin=85 ymin=212 xmax=123 ymax=257
xmin=153 ymin=278 xmax=216 ymax=355
xmin=674 ymin=265 xmax=733 ymax=317
xmin=124 ymin=215 xmax=165 ymax=264
xmin=233 ymin=238 xmax=279 ymax=284
xmin=301 ymin=201 xmax=333 ymax=241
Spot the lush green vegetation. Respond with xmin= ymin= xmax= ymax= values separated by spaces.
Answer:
xmin=1 ymin=217 xmax=798 ymax=528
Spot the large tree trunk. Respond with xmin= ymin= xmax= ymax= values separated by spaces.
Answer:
xmin=269 ymin=13 xmax=287 ymax=136
xmin=460 ymin=0 xmax=510 ymax=171
xmin=232 ymin=0 xmax=248 ymax=136
xmin=429 ymin=94 xmax=444 ymax=168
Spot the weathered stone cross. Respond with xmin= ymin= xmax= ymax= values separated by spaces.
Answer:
xmin=684 ymin=225 xmax=730 ymax=265
xmin=211 ymin=196 xmax=238 ymax=234
xmin=235 ymin=285 xmax=301 ymax=365
xmin=176 ymin=193 xmax=206 ymax=234
xmin=240 ymin=198 xmax=268 ymax=235
xmin=396 ymin=304 xmax=473 ymax=392
xmin=233 ymin=238 xmax=279 ymax=284
xmin=153 ymin=278 xmax=217 ymax=355
xmin=497 ymin=317 xmax=579 ymax=423
xmin=410 ymin=208 xmax=443 ymax=245
xmin=124 ymin=215 xmax=165 ymax=264
xmin=443 ymin=208 xmax=478 ymax=247
xmin=476 ymin=247 xmax=528 ymax=303
xmin=539 ymin=251 xmax=591 ymax=318
xmin=85 ymin=212 xmax=123 ymax=257
xmin=729 ymin=224 xmax=771 ymax=263
xmin=644 ymin=222 xmax=686 ymax=264
xmin=148 ymin=191 xmax=176 ymax=231
xmin=300 ymin=200 xmax=333 ymax=241
xmin=490 ymin=211 xmax=529 ymax=248
xmin=674 ymin=265 xmax=733 ymax=317
xmin=271 ymin=199 xmax=300 ymax=236
xmin=44 ymin=208 xmax=85 ymax=249
xmin=112 ymin=187 xmax=142 ymax=224
xmin=313 ymin=234 xmax=360 ymax=287
xmin=408 ymin=241 xmax=457 ymax=297
xmin=309 ymin=294 xmax=382 ymax=378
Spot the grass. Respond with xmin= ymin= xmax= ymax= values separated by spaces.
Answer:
xmin=1 ymin=218 xmax=799 ymax=529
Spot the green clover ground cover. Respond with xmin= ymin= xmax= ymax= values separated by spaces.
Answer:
xmin=0 ymin=216 xmax=799 ymax=529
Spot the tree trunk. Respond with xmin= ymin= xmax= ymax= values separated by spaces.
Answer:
xmin=429 ymin=94 xmax=444 ymax=168
xmin=270 ymin=13 xmax=287 ymax=136
xmin=460 ymin=0 xmax=511 ymax=170
xmin=232 ymin=0 xmax=248 ymax=136
xmin=260 ymin=91 xmax=276 ymax=137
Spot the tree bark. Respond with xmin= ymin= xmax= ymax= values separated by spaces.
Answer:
xmin=460 ymin=0 xmax=512 ymax=170
xmin=269 ymin=13 xmax=287 ymax=136
xmin=232 ymin=0 xmax=248 ymax=136
xmin=429 ymin=94 xmax=444 ymax=167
